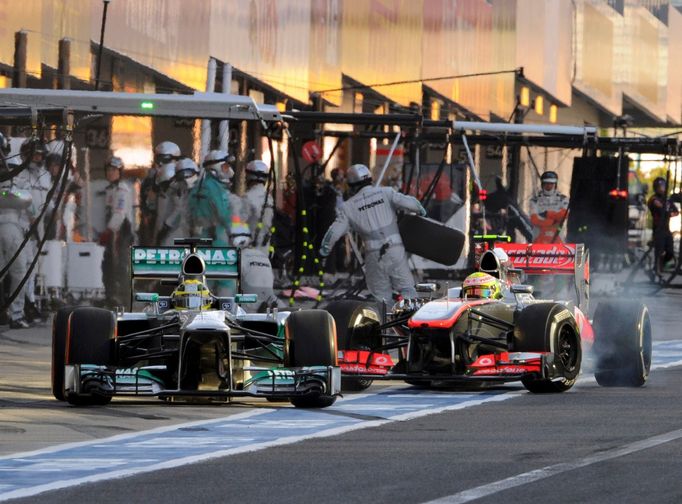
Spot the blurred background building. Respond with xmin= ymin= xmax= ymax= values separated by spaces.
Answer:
xmin=0 ymin=0 xmax=681 ymax=217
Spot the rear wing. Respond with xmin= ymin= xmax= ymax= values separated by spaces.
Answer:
xmin=130 ymin=246 xmax=240 ymax=280
xmin=494 ymin=243 xmax=587 ymax=276
xmin=495 ymin=242 xmax=590 ymax=311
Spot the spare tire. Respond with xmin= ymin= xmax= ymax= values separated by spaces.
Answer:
xmin=285 ymin=310 xmax=337 ymax=408
xmin=593 ymin=301 xmax=652 ymax=387
xmin=325 ymin=300 xmax=382 ymax=391
xmin=514 ymin=302 xmax=581 ymax=393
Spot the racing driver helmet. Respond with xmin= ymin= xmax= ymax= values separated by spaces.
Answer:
xmin=462 ymin=272 xmax=502 ymax=300
xmin=171 ymin=279 xmax=213 ymax=310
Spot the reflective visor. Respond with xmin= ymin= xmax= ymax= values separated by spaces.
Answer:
xmin=154 ymin=153 xmax=176 ymax=165
xmin=464 ymin=287 xmax=493 ymax=299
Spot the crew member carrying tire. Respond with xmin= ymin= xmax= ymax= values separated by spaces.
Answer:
xmin=319 ymin=164 xmax=426 ymax=304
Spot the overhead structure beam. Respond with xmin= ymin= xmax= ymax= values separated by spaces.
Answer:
xmin=0 ymin=89 xmax=282 ymax=121
xmin=285 ymin=111 xmax=421 ymax=127
xmin=443 ymin=120 xmax=597 ymax=137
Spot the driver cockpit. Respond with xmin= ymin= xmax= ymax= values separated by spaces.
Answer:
xmin=171 ymin=253 xmax=213 ymax=310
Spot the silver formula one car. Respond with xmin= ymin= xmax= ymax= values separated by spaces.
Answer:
xmin=51 ymin=239 xmax=340 ymax=408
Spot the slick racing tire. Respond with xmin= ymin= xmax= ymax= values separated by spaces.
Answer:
xmin=65 ymin=307 xmax=116 ymax=406
xmin=593 ymin=301 xmax=652 ymax=387
xmin=285 ymin=310 xmax=337 ymax=408
xmin=325 ymin=300 xmax=382 ymax=392
xmin=52 ymin=306 xmax=79 ymax=401
xmin=514 ymin=303 xmax=581 ymax=394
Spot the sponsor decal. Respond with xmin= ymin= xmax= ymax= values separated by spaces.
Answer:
xmin=476 ymin=356 xmax=494 ymax=367
xmin=340 ymin=364 xmax=389 ymax=375
xmin=357 ymin=199 xmax=385 ymax=212
xmin=472 ymin=365 xmax=539 ymax=376
xmin=249 ymin=261 xmax=270 ymax=268
xmin=131 ymin=247 xmax=239 ymax=276
xmin=133 ymin=247 xmax=238 ymax=265
xmin=498 ymin=243 xmax=576 ymax=269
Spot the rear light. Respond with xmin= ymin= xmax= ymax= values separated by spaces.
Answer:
xmin=479 ymin=189 xmax=488 ymax=201
xmin=608 ymin=189 xmax=628 ymax=199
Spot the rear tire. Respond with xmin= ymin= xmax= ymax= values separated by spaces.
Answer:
xmin=514 ymin=303 xmax=581 ymax=393
xmin=65 ymin=307 xmax=116 ymax=406
xmin=285 ymin=310 xmax=337 ymax=408
xmin=593 ymin=301 xmax=652 ymax=387
xmin=325 ymin=300 xmax=381 ymax=392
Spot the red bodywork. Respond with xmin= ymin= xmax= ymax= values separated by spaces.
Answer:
xmin=338 ymin=241 xmax=593 ymax=380
xmin=496 ymin=241 xmax=593 ymax=346
xmin=339 ymin=350 xmax=394 ymax=375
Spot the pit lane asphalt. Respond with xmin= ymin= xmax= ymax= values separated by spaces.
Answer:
xmin=2 ymin=280 xmax=682 ymax=503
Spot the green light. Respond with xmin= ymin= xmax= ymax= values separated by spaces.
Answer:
xmin=140 ymin=101 xmax=154 ymax=110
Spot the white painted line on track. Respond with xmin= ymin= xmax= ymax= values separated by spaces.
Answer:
xmin=422 ymin=428 xmax=682 ymax=504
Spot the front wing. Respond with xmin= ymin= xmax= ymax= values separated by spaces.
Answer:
xmin=65 ymin=364 xmax=341 ymax=400
xmin=339 ymin=351 xmax=558 ymax=383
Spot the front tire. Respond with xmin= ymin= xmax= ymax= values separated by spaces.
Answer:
xmin=65 ymin=307 xmax=116 ymax=406
xmin=52 ymin=307 xmax=78 ymax=401
xmin=325 ymin=300 xmax=382 ymax=392
xmin=593 ymin=301 xmax=652 ymax=387
xmin=285 ymin=310 xmax=337 ymax=408
xmin=514 ymin=303 xmax=581 ymax=393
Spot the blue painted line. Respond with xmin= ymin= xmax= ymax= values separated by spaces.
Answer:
xmin=652 ymin=340 xmax=682 ymax=368
xmin=0 ymin=389 xmax=515 ymax=501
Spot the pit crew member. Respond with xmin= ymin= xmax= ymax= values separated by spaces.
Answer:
xmin=319 ymin=163 xmax=426 ymax=304
xmin=648 ymin=176 xmax=680 ymax=274
xmin=529 ymin=171 xmax=569 ymax=244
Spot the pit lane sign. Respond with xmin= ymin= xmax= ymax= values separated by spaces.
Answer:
xmin=301 ymin=141 xmax=322 ymax=163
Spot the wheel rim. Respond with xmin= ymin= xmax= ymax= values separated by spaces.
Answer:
xmin=640 ymin=309 xmax=653 ymax=376
xmin=557 ymin=325 xmax=579 ymax=372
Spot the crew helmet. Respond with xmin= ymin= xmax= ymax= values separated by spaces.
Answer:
xmin=462 ymin=272 xmax=502 ymax=300
xmin=174 ymin=158 xmax=200 ymax=189
xmin=203 ymin=149 xmax=233 ymax=168
xmin=231 ymin=216 xmax=252 ymax=248
xmin=154 ymin=141 xmax=181 ymax=165
xmin=347 ymin=164 xmax=372 ymax=187
xmin=154 ymin=141 xmax=181 ymax=184
xmin=171 ymin=278 xmax=213 ymax=310
xmin=20 ymin=138 xmax=47 ymax=162
xmin=105 ymin=156 xmax=124 ymax=171
xmin=540 ymin=170 xmax=558 ymax=196
xmin=203 ymin=150 xmax=234 ymax=184
xmin=245 ymin=160 xmax=269 ymax=182
xmin=175 ymin=158 xmax=200 ymax=177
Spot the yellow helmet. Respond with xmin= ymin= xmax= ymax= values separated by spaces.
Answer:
xmin=171 ymin=279 xmax=212 ymax=310
xmin=462 ymin=272 xmax=502 ymax=300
